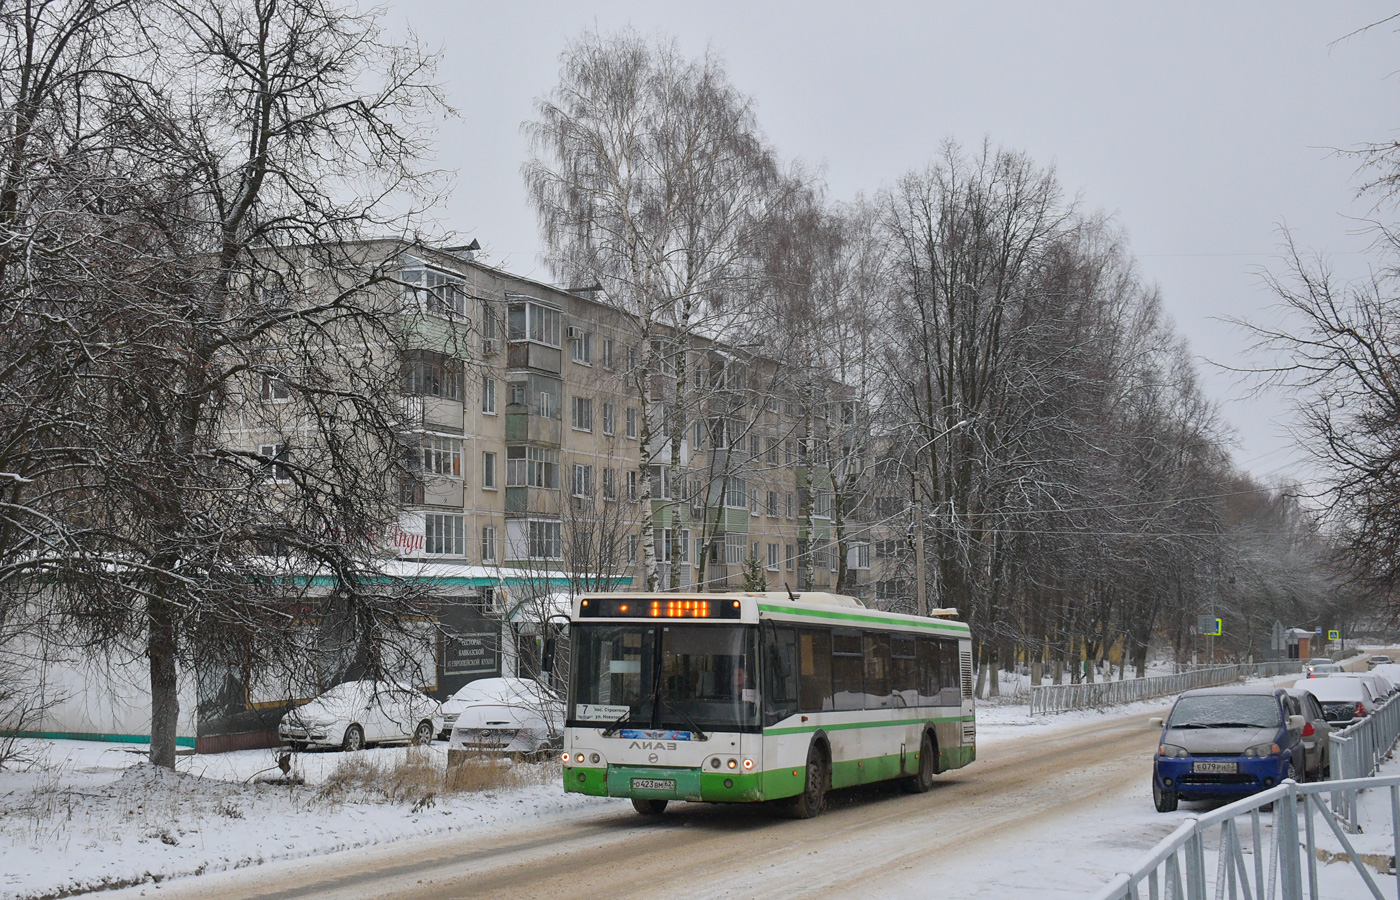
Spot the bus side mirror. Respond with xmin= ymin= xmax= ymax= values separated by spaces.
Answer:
xmin=541 ymin=637 xmax=556 ymax=676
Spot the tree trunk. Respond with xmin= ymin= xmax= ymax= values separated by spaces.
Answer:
xmin=148 ymin=596 xmax=179 ymax=769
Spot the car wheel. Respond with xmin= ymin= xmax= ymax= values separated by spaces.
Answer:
xmin=631 ymin=798 xmax=667 ymax=815
xmin=902 ymin=731 xmax=937 ymax=794
xmin=342 ymin=723 xmax=365 ymax=752
xmin=1153 ymin=779 xmax=1178 ymax=813
xmin=789 ymin=742 xmax=829 ymax=819
xmin=413 ymin=720 xmax=434 ymax=745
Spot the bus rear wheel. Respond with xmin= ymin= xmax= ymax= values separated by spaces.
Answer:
xmin=789 ymin=743 xmax=828 ymax=819
xmin=902 ymin=732 xmax=937 ymax=794
xmin=631 ymin=798 xmax=668 ymax=815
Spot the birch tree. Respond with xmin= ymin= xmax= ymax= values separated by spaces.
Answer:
xmin=523 ymin=29 xmax=789 ymax=591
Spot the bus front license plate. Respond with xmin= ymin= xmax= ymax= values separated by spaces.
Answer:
xmin=1192 ymin=761 xmax=1237 ymax=774
xmin=632 ymin=778 xmax=675 ymax=791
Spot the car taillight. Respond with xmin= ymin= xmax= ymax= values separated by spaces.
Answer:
xmin=1302 ymin=722 xmax=1315 ymax=737
xmin=1356 ymin=701 xmax=1367 ymax=718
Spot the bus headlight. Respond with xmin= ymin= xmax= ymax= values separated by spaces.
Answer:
xmin=561 ymin=752 xmax=571 ymax=763
xmin=743 ymin=758 xmax=753 ymax=770
xmin=727 ymin=758 xmax=737 ymax=769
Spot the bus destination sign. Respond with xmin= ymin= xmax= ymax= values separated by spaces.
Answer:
xmin=578 ymin=597 xmax=742 ymax=619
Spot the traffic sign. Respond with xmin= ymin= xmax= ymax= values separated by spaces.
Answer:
xmin=1328 ymin=629 xmax=1339 ymax=641
xmin=1196 ymin=615 xmax=1222 ymax=636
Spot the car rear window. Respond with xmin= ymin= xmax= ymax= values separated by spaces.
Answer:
xmin=1168 ymin=695 xmax=1282 ymax=728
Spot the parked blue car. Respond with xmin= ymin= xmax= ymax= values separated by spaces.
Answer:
xmin=1149 ymin=685 xmax=1306 ymax=812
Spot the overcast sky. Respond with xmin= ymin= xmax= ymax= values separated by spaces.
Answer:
xmin=387 ymin=1 xmax=1396 ymax=488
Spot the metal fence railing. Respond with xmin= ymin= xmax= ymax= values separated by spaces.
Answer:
xmin=1329 ymin=690 xmax=1400 ymax=831
xmin=1029 ymin=661 xmax=1304 ymax=715
xmin=1091 ymin=775 xmax=1400 ymax=900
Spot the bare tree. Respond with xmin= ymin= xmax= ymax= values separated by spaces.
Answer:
xmin=523 ymin=29 xmax=791 ymax=591
xmin=4 ymin=0 xmax=450 ymax=768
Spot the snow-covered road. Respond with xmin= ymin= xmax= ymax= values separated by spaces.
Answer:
xmin=4 ymin=671 xmax=1391 ymax=899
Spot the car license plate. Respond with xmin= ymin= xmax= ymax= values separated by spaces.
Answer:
xmin=631 ymin=778 xmax=675 ymax=791
xmin=1193 ymin=761 xmax=1238 ymax=774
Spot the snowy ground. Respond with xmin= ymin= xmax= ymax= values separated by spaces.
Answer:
xmin=0 ymin=664 xmax=1386 ymax=900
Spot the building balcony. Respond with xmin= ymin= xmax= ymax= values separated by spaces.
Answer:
xmin=505 ymin=486 xmax=562 ymax=516
xmin=505 ymin=410 xmax=561 ymax=445
xmin=507 ymin=341 xmax=561 ymax=374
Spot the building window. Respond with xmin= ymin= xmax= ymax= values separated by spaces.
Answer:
xmin=602 ymin=402 xmax=616 ymax=436
xmin=506 ymin=300 xmax=562 ymax=347
xmin=766 ymin=490 xmax=778 ymax=518
xmin=425 ymin=514 xmax=466 ymax=556
xmin=626 ymin=407 xmax=639 ymax=439
xmin=649 ymin=465 xmax=672 ymax=500
xmin=876 ymin=539 xmax=902 ymax=559
xmin=401 ymin=265 xmax=468 ymax=318
xmin=767 ymin=543 xmax=780 ymax=571
xmin=786 ymin=544 xmax=796 ymax=571
xmin=260 ymin=443 xmax=291 ymax=483
xmin=530 ymin=520 xmax=562 ymax=559
xmin=750 ymin=435 xmax=761 ymax=459
xmin=571 ymin=396 xmax=593 ymax=432
xmin=784 ymin=440 xmax=793 ymax=465
xmin=602 ymin=338 xmax=614 ymax=369
xmin=786 ymin=493 xmax=794 ymax=519
xmin=402 ymin=350 xmax=463 ymax=401
xmin=849 ymin=542 xmax=871 ymax=570
xmin=627 ymin=344 xmax=638 ymax=372
xmin=724 ymin=478 xmax=746 ymax=509
xmin=813 ymin=492 xmax=833 ymax=519
xmin=724 ymin=533 xmax=746 ymax=566
xmin=602 ymin=468 xmax=617 ymax=501
xmin=506 ymin=445 xmax=558 ymax=489
xmin=692 ymin=420 xmax=705 ymax=451
xmin=481 ymin=451 xmax=497 ymax=489
xmin=410 ymin=434 xmax=463 ymax=478
xmin=482 ymin=377 xmax=497 ymax=414
xmin=627 ymin=470 xmax=638 ymax=502
xmin=765 ymin=438 xmax=778 ymax=464
xmin=481 ymin=525 xmax=498 ymax=563
xmin=569 ymin=327 xmax=592 ymax=364
xmin=260 ymin=373 xmax=290 ymax=402
xmin=653 ymin=528 xmax=674 ymax=563
xmin=679 ymin=529 xmax=691 ymax=564
xmin=626 ymin=534 xmax=638 ymax=564
xmin=572 ymin=463 xmax=593 ymax=498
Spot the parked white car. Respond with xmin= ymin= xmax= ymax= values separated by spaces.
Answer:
xmin=443 ymin=677 xmax=563 ymax=759
xmin=279 ymin=680 xmax=442 ymax=751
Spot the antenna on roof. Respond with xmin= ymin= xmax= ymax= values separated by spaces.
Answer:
xmin=784 ymin=583 xmax=798 ymax=602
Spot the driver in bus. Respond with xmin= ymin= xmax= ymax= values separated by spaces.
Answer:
xmin=732 ymin=663 xmax=757 ymax=704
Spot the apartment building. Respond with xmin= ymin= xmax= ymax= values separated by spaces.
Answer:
xmin=387 ymin=243 xmax=873 ymax=608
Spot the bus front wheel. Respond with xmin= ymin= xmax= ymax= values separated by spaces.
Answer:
xmin=632 ymin=798 xmax=668 ymax=815
xmin=789 ymin=743 xmax=828 ymax=819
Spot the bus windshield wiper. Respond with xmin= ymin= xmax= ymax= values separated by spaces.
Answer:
xmin=601 ymin=685 xmax=662 ymax=738
xmin=657 ymin=693 xmax=708 ymax=741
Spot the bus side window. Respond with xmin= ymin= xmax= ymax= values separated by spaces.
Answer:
xmin=891 ymin=636 xmax=917 ymax=707
xmin=798 ymin=628 xmax=833 ymax=712
xmin=831 ymin=630 xmax=863 ymax=711
xmin=917 ymin=637 xmax=942 ymax=705
xmin=941 ymin=640 xmax=960 ymax=700
xmin=764 ymin=625 xmax=799 ymax=725
xmin=863 ymin=632 xmax=890 ymax=709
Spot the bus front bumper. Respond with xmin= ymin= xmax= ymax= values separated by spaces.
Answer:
xmin=563 ymin=764 xmax=763 ymax=802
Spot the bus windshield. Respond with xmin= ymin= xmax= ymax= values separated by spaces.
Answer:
xmin=570 ymin=623 xmax=760 ymax=732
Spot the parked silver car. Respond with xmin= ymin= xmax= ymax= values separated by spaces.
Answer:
xmin=1300 ymin=676 xmax=1380 ymax=728
xmin=443 ymin=677 xmax=563 ymax=761
xmin=1285 ymin=686 xmax=1333 ymax=780
xmin=279 ymin=680 xmax=442 ymax=751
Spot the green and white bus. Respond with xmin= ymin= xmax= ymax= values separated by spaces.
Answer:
xmin=561 ymin=591 xmax=975 ymax=817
